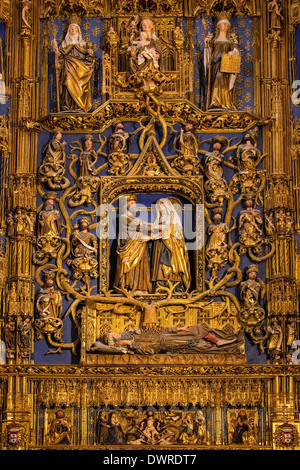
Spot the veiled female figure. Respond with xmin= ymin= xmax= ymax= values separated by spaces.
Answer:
xmin=204 ymin=16 xmax=240 ymax=110
xmin=151 ymin=198 xmax=191 ymax=292
xmin=53 ymin=19 xmax=95 ymax=112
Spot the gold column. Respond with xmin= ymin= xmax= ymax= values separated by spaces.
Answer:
xmin=1 ymin=0 xmax=41 ymax=450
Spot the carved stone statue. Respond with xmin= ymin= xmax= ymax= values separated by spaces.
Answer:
xmin=204 ymin=137 xmax=229 ymax=204
xmin=204 ymin=14 xmax=240 ymax=110
xmin=69 ymin=217 xmax=98 ymax=280
xmin=238 ymin=198 xmax=263 ymax=248
xmin=172 ymin=122 xmax=200 ymax=175
xmin=52 ymin=16 xmax=95 ymax=112
xmin=4 ymin=316 xmax=16 ymax=359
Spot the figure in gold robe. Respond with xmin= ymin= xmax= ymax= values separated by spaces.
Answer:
xmin=151 ymin=198 xmax=191 ymax=293
xmin=114 ymin=195 xmax=154 ymax=294
xmin=204 ymin=15 xmax=240 ymax=110
xmin=52 ymin=19 xmax=95 ymax=112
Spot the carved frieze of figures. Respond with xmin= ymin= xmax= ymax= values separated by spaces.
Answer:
xmin=33 ymin=192 xmax=63 ymax=265
xmin=38 ymin=130 xmax=67 ymax=188
xmin=95 ymin=408 xmax=208 ymax=445
xmin=204 ymin=12 xmax=240 ymax=111
xmin=90 ymin=323 xmax=242 ymax=355
xmin=51 ymin=15 xmax=95 ymax=113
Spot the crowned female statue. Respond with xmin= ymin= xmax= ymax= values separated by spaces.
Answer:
xmin=204 ymin=13 xmax=240 ymax=111
xmin=52 ymin=16 xmax=95 ymax=112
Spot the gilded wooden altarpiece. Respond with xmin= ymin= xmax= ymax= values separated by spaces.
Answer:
xmin=0 ymin=0 xmax=300 ymax=451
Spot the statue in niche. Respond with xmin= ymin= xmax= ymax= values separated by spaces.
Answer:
xmin=127 ymin=17 xmax=162 ymax=74
xmin=38 ymin=130 xmax=67 ymax=186
xmin=239 ymin=265 xmax=265 ymax=326
xmin=34 ymin=192 xmax=62 ymax=264
xmin=37 ymin=192 xmax=62 ymax=238
xmin=238 ymin=198 xmax=263 ymax=249
xmin=96 ymin=410 xmax=110 ymax=445
xmin=204 ymin=13 xmax=240 ymax=110
xmin=17 ymin=315 xmax=32 ymax=359
xmin=268 ymin=0 xmax=284 ymax=31
xmin=46 ymin=410 xmax=72 ymax=445
xmin=267 ymin=319 xmax=283 ymax=361
xmin=68 ymin=217 xmax=98 ymax=280
xmin=265 ymin=210 xmax=276 ymax=237
xmin=108 ymin=121 xmax=131 ymax=175
xmin=204 ymin=136 xmax=229 ymax=204
xmin=229 ymin=410 xmax=250 ymax=444
xmin=206 ymin=207 xmax=229 ymax=273
xmin=52 ymin=16 xmax=95 ymax=113
xmin=172 ymin=122 xmax=200 ymax=175
xmin=150 ymin=198 xmax=191 ymax=293
xmin=6 ymin=207 xmax=35 ymax=238
xmin=4 ymin=316 xmax=16 ymax=359
xmin=124 ymin=16 xmax=173 ymax=97
xmin=236 ymin=129 xmax=266 ymax=199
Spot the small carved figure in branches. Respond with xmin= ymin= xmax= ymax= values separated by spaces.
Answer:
xmin=267 ymin=319 xmax=283 ymax=361
xmin=239 ymin=265 xmax=265 ymax=328
xmin=68 ymin=217 xmax=98 ymax=280
xmin=78 ymin=134 xmax=98 ymax=177
xmin=206 ymin=207 xmax=229 ymax=275
xmin=238 ymin=198 xmax=263 ymax=249
xmin=204 ymin=137 xmax=229 ymax=204
xmin=172 ymin=121 xmax=200 ymax=175
xmin=36 ymin=271 xmax=63 ymax=320
xmin=108 ymin=121 xmax=131 ymax=175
